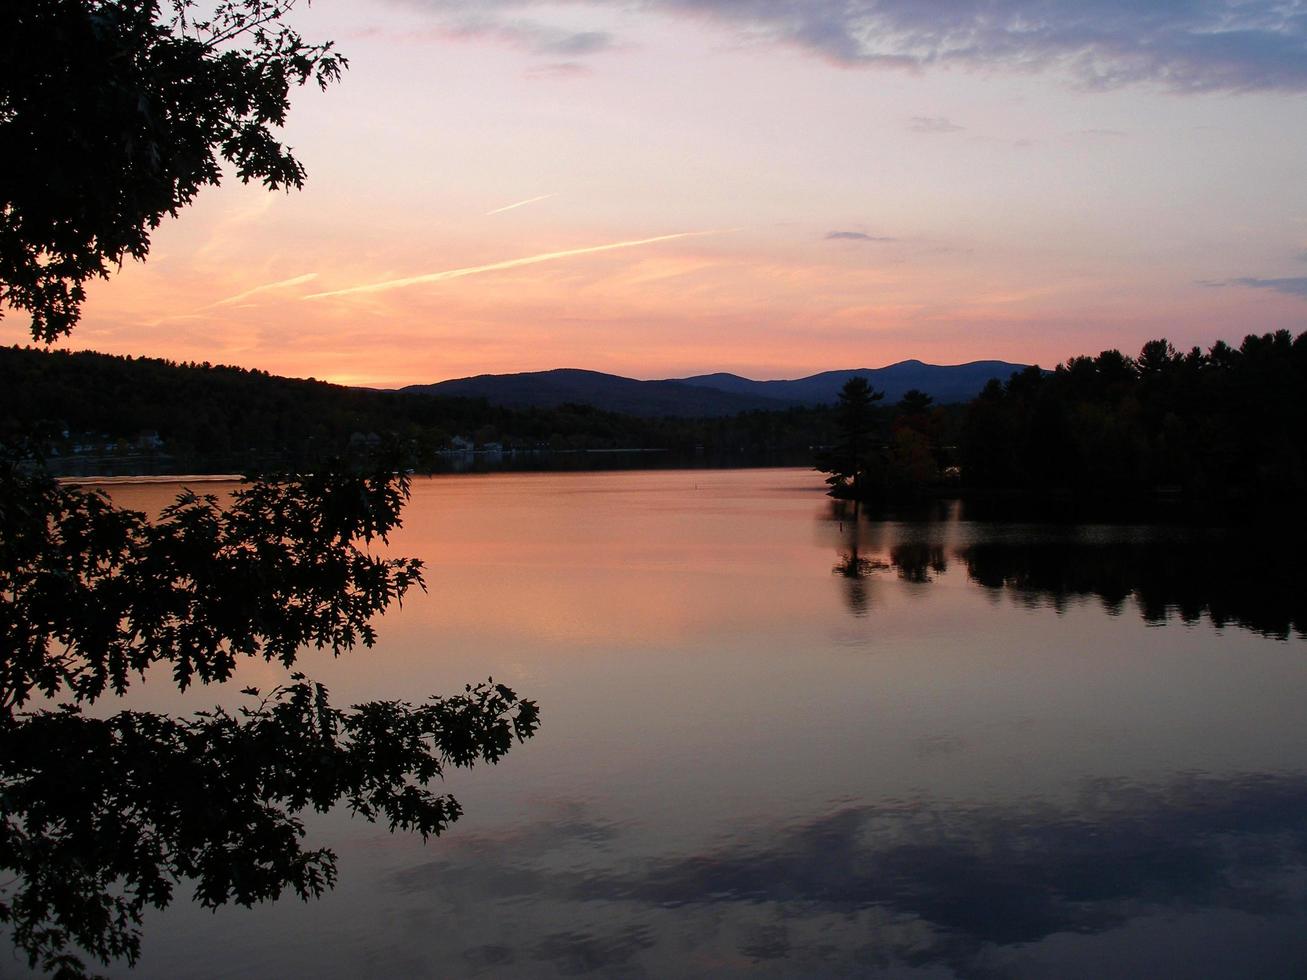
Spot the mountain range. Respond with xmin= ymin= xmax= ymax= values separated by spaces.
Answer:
xmin=400 ymin=359 xmax=1028 ymax=417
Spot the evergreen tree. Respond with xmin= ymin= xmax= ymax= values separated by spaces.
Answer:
xmin=819 ymin=377 xmax=883 ymax=499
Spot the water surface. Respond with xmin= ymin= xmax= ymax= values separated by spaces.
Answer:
xmin=58 ymin=469 xmax=1307 ymax=977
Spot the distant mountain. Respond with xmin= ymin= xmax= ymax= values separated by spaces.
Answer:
xmin=401 ymin=369 xmax=797 ymax=418
xmin=404 ymin=360 xmax=1029 ymax=417
xmin=675 ymin=360 xmax=1029 ymax=406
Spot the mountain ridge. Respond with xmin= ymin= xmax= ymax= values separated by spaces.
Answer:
xmin=401 ymin=359 xmax=1030 ymax=417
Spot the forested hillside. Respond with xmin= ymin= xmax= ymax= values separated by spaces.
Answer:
xmin=0 ymin=346 xmax=833 ymax=463
xmin=11 ymin=331 xmax=1301 ymax=517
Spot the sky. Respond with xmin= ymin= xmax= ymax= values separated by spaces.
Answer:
xmin=16 ymin=0 xmax=1307 ymax=386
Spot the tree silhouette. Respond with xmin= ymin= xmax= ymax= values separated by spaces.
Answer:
xmin=1 ymin=667 xmax=537 ymax=975
xmin=818 ymin=377 xmax=883 ymax=499
xmin=0 ymin=3 xmax=540 ymax=976
xmin=1 ymin=0 xmax=346 ymax=341
xmin=896 ymin=388 xmax=934 ymax=418
xmin=956 ymin=332 xmax=1307 ymax=515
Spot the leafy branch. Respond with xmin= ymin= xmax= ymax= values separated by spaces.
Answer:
xmin=0 ymin=679 xmax=539 ymax=977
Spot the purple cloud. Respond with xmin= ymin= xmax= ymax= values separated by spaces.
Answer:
xmin=439 ymin=16 xmax=615 ymax=56
xmin=1231 ymin=276 xmax=1307 ymax=298
xmin=402 ymin=0 xmax=1307 ymax=93
xmin=826 ymin=231 xmax=897 ymax=242
xmin=909 ymin=115 xmax=963 ymax=134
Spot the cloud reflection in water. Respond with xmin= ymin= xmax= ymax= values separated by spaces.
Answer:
xmin=388 ymin=775 xmax=1307 ymax=975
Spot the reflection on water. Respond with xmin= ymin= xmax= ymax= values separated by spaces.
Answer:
xmin=34 ymin=469 xmax=1307 ymax=978
xmin=390 ymin=773 xmax=1307 ymax=975
xmin=825 ymin=498 xmax=1307 ymax=639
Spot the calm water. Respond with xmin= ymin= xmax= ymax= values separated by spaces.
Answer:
xmin=45 ymin=469 xmax=1307 ymax=977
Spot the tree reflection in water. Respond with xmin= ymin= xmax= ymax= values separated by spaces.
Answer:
xmin=822 ymin=499 xmax=1307 ymax=639
xmin=960 ymin=539 xmax=1307 ymax=639
xmin=829 ymin=501 xmax=890 ymax=616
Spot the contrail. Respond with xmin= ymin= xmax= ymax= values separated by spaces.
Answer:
xmin=304 ymin=231 xmax=724 ymax=300
xmin=485 ymin=193 xmax=554 ymax=216
xmin=205 ymin=272 xmax=318 ymax=308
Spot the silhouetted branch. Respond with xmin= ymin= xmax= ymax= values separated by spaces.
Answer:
xmin=0 ymin=679 xmax=539 ymax=977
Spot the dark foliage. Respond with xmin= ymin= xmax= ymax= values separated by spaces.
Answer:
xmin=816 ymin=380 xmax=957 ymax=502
xmin=0 ymin=451 xmax=540 ymax=976
xmin=959 ymin=331 xmax=1307 ymax=514
xmin=0 ymin=678 xmax=539 ymax=976
xmin=0 ymin=4 xmax=542 ymax=977
xmin=816 ymin=330 xmax=1307 ymax=515
xmin=816 ymin=377 xmax=884 ymax=497
xmin=0 ymin=0 xmax=345 ymax=341
xmin=0 ymin=449 xmax=424 ymax=712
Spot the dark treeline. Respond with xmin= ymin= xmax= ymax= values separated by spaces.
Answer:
xmin=9 ymin=331 xmax=1305 ymax=514
xmin=0 ymin=346 xmax=835 ymax=465
xmin=819 ymin=330 xmax=1307 ymax=519
xmin=960 ymin=331 xmax=1307 ymax=513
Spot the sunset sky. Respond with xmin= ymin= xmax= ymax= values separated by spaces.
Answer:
xmin=15 ymin=0 xmax=1307 ymax=387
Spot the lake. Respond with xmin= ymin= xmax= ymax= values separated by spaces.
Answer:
xmin=44 ymin=468 xmax=1307 ymax=977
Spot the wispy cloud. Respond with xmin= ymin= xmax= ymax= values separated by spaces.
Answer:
xmin=908 ymin=116 xmax=963 ymax=134
xmin=525 ymin=61 xmax=590 ymax=78
xmin=826 ymin=231 xmax=896 ymax=242
xmin=204 ymin=272 xmax=319 ymax=309
xmin=440 ymin=16 xmax=614 ymax=56
xmin=305 ymin=231 xmax=729 ymax=299
xmin=1230 ymin=276 xmax=1307 ymax=298
xmin=404 ymin=0 xmax=1307 ymax=93
xmin=486 ymin=193 xmax=554 ymax=215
